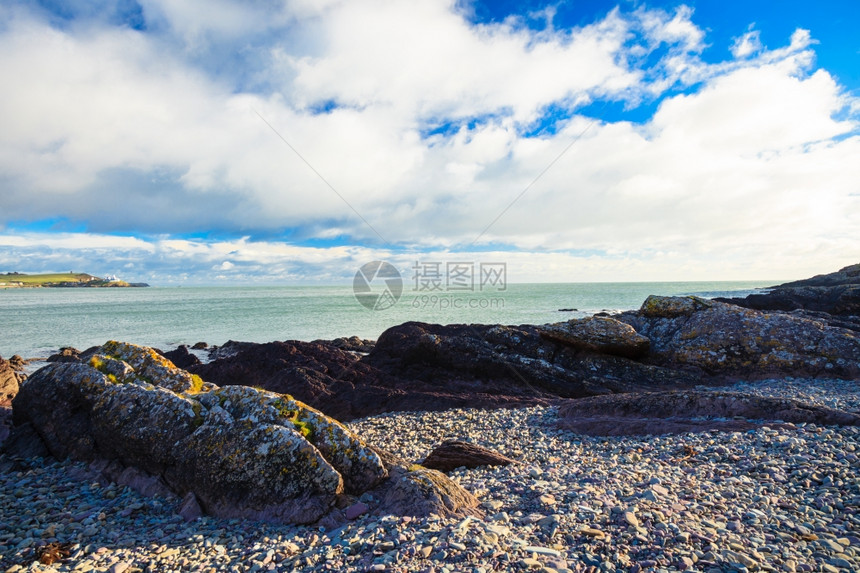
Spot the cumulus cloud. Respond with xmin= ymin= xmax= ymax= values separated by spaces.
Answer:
xmin=0 ymin=0 xmax=857 ymax=282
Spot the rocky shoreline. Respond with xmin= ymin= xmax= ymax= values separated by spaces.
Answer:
xmin=1 ymin=264 xmax=859 ymax=572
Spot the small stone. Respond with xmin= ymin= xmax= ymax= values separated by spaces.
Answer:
xmin=580 ymin=527 xmax=605 ymax=538
xmin=820 ymin=539 xmax=845 ymax=553
xmin=420 ymin=546 xmax=433 ymax=559
xmin=524 ymin=546 xmax=561 ymax=557
xmin=651 ymin=484 xmax=669 ymax=497
xmin=721 ymin=549 xmax=758 ymax=568
xmin=345 ymin=502 xmax=369 ymax=520
xmin=828 ymin=558 xmax=853 ymax=570
xmin=108 ymin=562 xmax=131 ymax=573
xmin=623 ymin=512 xmax=639 ymax=527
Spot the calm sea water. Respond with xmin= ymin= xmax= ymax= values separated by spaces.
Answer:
xmin=0 ymin=281 xmax=774 ymax=358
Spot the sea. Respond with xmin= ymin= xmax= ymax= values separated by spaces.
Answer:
xmin=0 ymin=281 xmax=775 ymax=359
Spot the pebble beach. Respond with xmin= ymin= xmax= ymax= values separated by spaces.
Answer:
xmin=2 ymin=377 xmax=859 ymax=573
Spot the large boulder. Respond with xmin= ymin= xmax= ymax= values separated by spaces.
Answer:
xmin=619 ymin=296 xmax=860 ymax=379
xmin=8 ymin=341 xmax=479 ymax=524
xmin=539 ymin=316 xmax=650 ymax=358
xmin=557 ymin=390 xmax=860 ymax=436
xmin=716 ymin=263 xmax=860 ymax=318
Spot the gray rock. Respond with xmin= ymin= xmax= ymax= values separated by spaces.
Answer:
xmin=9 ymin=341 xmax=479 ymax=525
xmin=538 ymin=316 xmax=650 ymax=359
xmin=619 ymin=297 xmax=860 ymax=379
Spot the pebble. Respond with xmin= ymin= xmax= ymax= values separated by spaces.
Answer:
xmin=1 ymin=376 xmax=858 ymax=573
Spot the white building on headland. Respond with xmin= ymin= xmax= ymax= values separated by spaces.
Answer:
xmin=104 ymin=274 xmax=122 ymax=282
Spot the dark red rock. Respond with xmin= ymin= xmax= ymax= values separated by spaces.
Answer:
xmin=190 ymin=325 xmax=699 ymax=421
xmin=160 ymin=345 xmax=201 ymax=369
xmin=557 ymin=390 xmax=860 ymax=436
xmin=179 ymin=492 xmax=204 ymax=522
xmin=422 ymin=440 xmax=517 ymax=472
xmin=0 ymin=406 xmax=11 ymax=445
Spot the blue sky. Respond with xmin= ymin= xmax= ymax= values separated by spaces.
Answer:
xmin=0 ymin=0 xmax=858 ymax=284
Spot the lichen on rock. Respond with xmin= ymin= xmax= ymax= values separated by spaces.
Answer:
xmin=7 ymin=340 xmax=476 ymax=525
xmin=620 ymin=297 xmax=860 ymax=379
xmin=539 ymin=315 xmax=650 ymax=359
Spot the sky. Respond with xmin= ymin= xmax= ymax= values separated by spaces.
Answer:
xmin=0 ymin=0 xmax=858 ymax=285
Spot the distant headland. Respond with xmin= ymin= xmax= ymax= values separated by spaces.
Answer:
xmin=0 ymin=272 xmax=149 ymax=288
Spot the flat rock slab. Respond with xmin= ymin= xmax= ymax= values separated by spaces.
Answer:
xmin=422 ymin=440 xmax=517 ymax=472
xmin=557 ymin=390 xmax=860 ymax=436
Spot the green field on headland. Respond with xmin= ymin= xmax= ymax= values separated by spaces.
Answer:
xmin=0 ymin=272 xmax=147 ymax=288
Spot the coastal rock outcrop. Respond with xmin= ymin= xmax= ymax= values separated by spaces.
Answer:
xmin=619 ymin=296 xmax=860 ymax=379
xmin=557 ymin=390 xmax=860 ymax=436
xmin=716 ymin=263 xmax=860 ymax=319
xmin=0 ymin=354 xmax=18 ymax=444
xmin=191 ymin=324 xmax=699 ymax=420
xmin=9 ymin=341 xmax=479 ymax=524
xmin=0 ymin=354 xmax=18 ymax=407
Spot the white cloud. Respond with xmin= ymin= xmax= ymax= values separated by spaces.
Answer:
xmin=0 ymin=230 xmax=854 ymax=284
xmin=0 ymin=1 xmax=857 ymax=282
xmin=731 ymin=29 xmax=762 ymax=58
